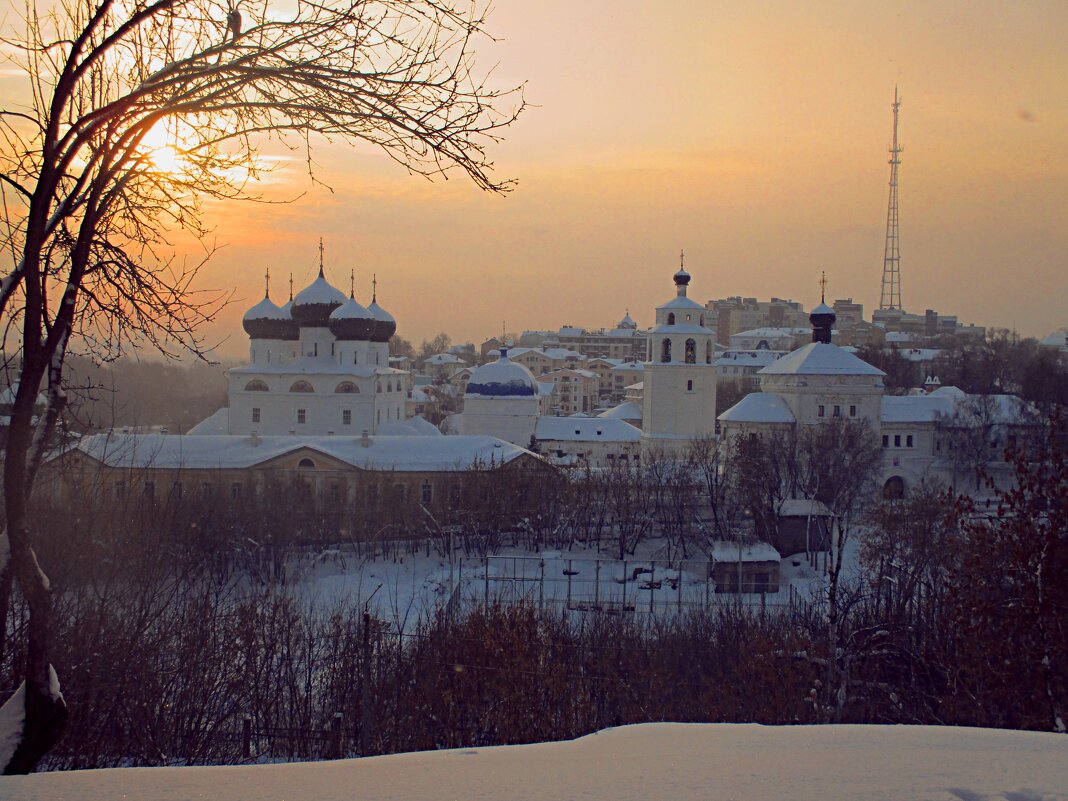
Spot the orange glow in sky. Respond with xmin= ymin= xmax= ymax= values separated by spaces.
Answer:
xmin=9 ymin=1 xmax=1065 ymax=356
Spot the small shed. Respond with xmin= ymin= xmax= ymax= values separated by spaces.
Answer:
xmin=711 ymin=541 xmax=781 ymax=594
xmin=775 ymin=499 xmax=833 ymax=557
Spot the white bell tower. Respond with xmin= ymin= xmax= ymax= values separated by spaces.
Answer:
xmin=641 ymin=252 xmax=718 ymax=454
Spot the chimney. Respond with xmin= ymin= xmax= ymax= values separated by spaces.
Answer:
xmin=361 ymin=430 xmax=371 ymax=448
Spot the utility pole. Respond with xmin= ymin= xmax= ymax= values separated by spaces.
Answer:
xmin=879 ymin=87 xmax=903 ymax=311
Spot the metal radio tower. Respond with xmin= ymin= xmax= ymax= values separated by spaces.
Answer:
xmin=879 ymin=87 xmax=903 ymax=311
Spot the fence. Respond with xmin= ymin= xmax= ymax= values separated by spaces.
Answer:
xmin=449 ymin=554 xmax=804 ymax=616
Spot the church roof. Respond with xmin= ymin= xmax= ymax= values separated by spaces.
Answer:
xmin=329 ymin=295 xmax=374 ymax=321
xmin=657 ymin=295 xmax=705 ymax=312
xmin=292 ymin=273 xmax=346 ymax=307
xmin=465 ymin=354 xmax=539 ymax=398
xmin=758 ymin=342 xmax=885 ymax=377
xmin=72 ymin=433 xmax=531 ymax=472
xmin=243 ymin=295 xmax=288 ymax=321
xmin=717 ymin=392 xmax=795 ymax=424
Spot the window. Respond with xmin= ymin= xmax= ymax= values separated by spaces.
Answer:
xmin=376 ymin=382 xmax=382 ymax=393
xmin=894 ymin=434 xmax=901 ymax=447
xmin=200 ymin=482 xmax=213 ymax=497
xmin=367 ymin=483 xmax=379 ymax=506
xmin=687 ymin=380 xmax=694 ymax=391
xmin=297 ymin=408 xmax=306 ymax=425
xmin=314 ymin=342 xmax=318 ymax=357
xmin=297 ymin=457 xmax=316 ymax=469
xmin=667 ymin=313 xmax=676 ymax=325
xmin=244 ymin=379 xmax=268 ymax=391
xmin=143 ymin=480 xmax=156 ymax=500
xmin=705 ymin=341 xmax=712 ymax=364
xmin=661 ymin=338 xmax=672 ymax=363
xmin=882 ymin=435 xmax=889 ymax=448
xmin=833 ymin=405 xmax=841 ymax=418
xmin=114 ymin=481 xmax=125 ymax=499
xmin=449 ymin=484 xmax=461 ymax=504
xmin=252 ymin=407 xmax=261 ymax=423
xmin=290 ymin=380 xmax=314 ymax=393
xmin=684 ymin=338 xmax=696 ymax=364
xmin=343 ymin=409 xmax=352 ymax=425
xmin=171 ymin=481 xmax=183 ymax=499
xmin=685 ymin=314 xmax=691 ymax=322
xmin=330 ymin=483 xmax=341 ymax=502
xmin=907 ymin=435 xmax=914 ymax=447
xmin=818 ymin=405 xmax=825 ymax=418
xmin=231 ymin=482 xmax=242 ymax=500
xmin=421 ymin=482 xmax=433 ymax=504
xmin=335 ymin=382 xmax=359 ymax=394
xmin=849 ymin=405 xmax=857 ymax=417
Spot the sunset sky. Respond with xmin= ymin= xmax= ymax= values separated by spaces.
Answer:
xmin=7 ymin=1 xmax=1068 ymax=357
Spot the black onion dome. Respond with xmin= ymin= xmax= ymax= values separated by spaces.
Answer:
xmin=243 ymin=295 xmax=299 ymax=340
xmin=367 ymin=298 xmax=396 ymax=343
xmin=290 ymin=272 xmax=346 ymax=327
xmin=328 ymin=295 xmax=376 ymax=340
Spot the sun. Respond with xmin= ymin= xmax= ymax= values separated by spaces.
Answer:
xmin=139 ymin=119 xmax=190 ymax=176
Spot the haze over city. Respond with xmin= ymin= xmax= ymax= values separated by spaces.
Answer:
xmin=50 ymin=0 xmax=1056 ymax=358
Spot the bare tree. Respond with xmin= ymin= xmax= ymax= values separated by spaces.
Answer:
xmin=0 ymin=0 xmax=523 ymax=772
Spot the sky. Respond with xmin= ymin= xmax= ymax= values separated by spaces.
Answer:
xmin=6 ymin=1 xmax=1068 ymax=357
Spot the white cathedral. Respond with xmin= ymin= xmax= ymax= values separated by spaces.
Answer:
xmin=219 ymin=264 xmax=409 ymax=436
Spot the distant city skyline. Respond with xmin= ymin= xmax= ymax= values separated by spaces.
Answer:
xmin=10 ymin=1 xmax=1064 ymax=358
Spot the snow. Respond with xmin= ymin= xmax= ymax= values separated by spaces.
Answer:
xmin=711 ymin=540 xmax=781 ymax=562
xmin=186 ymin=407 xmax=230 ymax=435
xmin=292 ymin=274 xmax=346 ymax=307
xmin=73 ymin=433 xmax=535 ymax=472
xmin=777 ymin=498 xmax=832 ymax=517
xmin=0 ymin=681 xmax=24 ymax=772
xmin=367 ymin=299 xmax=395 ymax=326
xmin=4 ymin=723 xmax=1065 ymax=800
xmin=716 ymin=350 xmax=785 ymax=369
xmin=242 ymin=295 xmax=287 ymax=321
xmin=328 ymin=295 xmax=373 ymax=320
xmin=535 ymin=416 xmax=641 ymax=442
xmin=759 ymin=342 xmax=885 ymax=377
xmin=718 ymin=392 xmax=795 ymax=424
xmin=880 ymin=394 xmax=956 ymax=424
xmin=657 ymin=294 xmax=705 ymax=311
xmin=597 ymin=401 xmax=642 ymax=421
xmin=465 ymin=356 xmax=538 ymax=397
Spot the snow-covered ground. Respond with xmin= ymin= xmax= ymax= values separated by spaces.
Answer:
xmin=286 ymin=537 xmax=842 ymax=630
xmin=3 ymin=723 xmax=1065 ymax=800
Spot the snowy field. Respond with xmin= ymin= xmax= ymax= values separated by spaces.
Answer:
xmin=292 ymin=537 xmax=837 ymax=630
xmin=2 ymin=723 xmax=1066 ymax=801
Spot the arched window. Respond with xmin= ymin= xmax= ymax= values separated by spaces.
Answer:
xmin=335 ymin=382 xmax=359 ymax=394
xmin=705 ymin=341 xmax=712 ymax=364
xmin=667 ymin=312 xmax=676 ymax=325
xmin=661 ymin=338 xmax=672 ymax=363
xmin=699 ymin=315 xmax=704 ymax=326
xmin=376 ymin=382 xmax=383 ymax=393
xmin=685 ymin=339 xmax=696 ymax=364
xmin=289 ymin=380 xmax=314 ymax=393
xmin=387 ymin=382 xmax=393 ymax=392
xmin=244 ymin=379 xmax=269 ymax=392
xmin=297 ymin=457 xmax=316 ymax=469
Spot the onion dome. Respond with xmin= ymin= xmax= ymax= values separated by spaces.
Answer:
xmin=290 ymin=268 xmax=346 ymax=327
xmin=328 ymin=294 xmax=376 ymax=340
xmin=367 ymin=295 xmax=396 ymax=343
xmin=465 ymin=350 xmax=538 ymax=397
xmin=243 ymin=295 xmax=298 ymax=340
xmin=809 ymin=302 xmax=836 ymax=344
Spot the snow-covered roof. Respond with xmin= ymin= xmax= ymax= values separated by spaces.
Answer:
xmin=329 ymin=295 xmax=374 ymax=320
xmin=884 ymin=331 xmax=915 ymax=343
xmin=367 ymin=299 xmax=394 ymax=324
xmin=880 ymin=394 xmax=955 ymax=424
xmin=758 ymin=342 xmax=884 ymax=377
xmin=187 ymin=408 xmax=230 ymax=435
xmin=810 ymin=302 xmax=835 ymax=316
xmin=618 ymin=311 xmax=637 ymax=328
xmin=72 ymin=433 xmax=529 ymax=472
xmin=597 ymin=401 xmax=642 ymax=421
xmin=711 ymin=540 xmax=781 ymax=562
xmin=657 ymin=295 xmax=706 ymax=312
xmin=718 ymin=392 xmax=795 ymax=424
xmin=375 ymin=418 xmax=442 ymax=437
xmin=716 ymin=351 xmax=784 ymax=368
xmin=611 ymin=361 xmax=645 ymax=373
xmin=292 ymin=273 xmax=346 ymax=307
xmin=777 ymin=498 xmax=832 ymax=517
xmin=243 ymin=295 xmax=289 ymax=321
xmin=425 ymin=353 xmax=464 ymax=365
xmin=465 ymin=354 xmax=539 ymax=398
xmin=535 ymin=416 xmax=641 ymax=443
xmin=507 ymin=347 xmax=585 ymax=361
xmin=557 ymin=326 xmax=585 ymax=337
xmin=1039 ymin=329 xmax=1068 ymax=349
xmin=896 ymin=348 xmax=941 ymax=362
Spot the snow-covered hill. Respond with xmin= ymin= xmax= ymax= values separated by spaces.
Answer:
xmin=3 ymin=723 xmax=1066 ymax=801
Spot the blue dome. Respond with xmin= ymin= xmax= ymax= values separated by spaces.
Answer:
xmin=465 ymin=353 xmax=538 ymax=397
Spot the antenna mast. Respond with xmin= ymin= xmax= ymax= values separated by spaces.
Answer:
xmin=880 ymin=87 xmax=903 ymax=311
